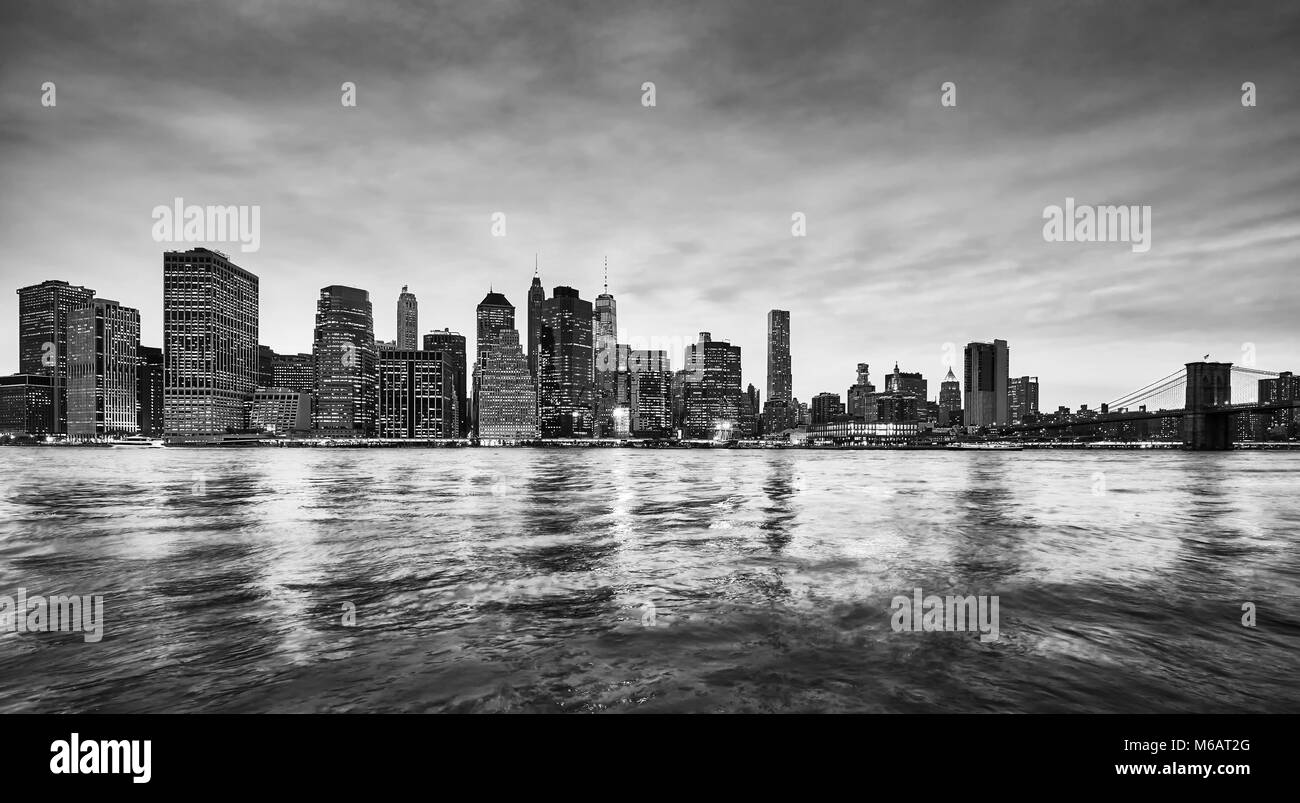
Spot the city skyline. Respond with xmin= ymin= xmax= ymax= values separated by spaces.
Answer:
xmin=3 ymin=1 xmax=1298 ymax=412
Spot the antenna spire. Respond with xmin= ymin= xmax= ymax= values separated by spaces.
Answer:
xmin=534 ymin=253 xmax=539 ymax=277
xmin=603 ymin=255 xmax=608 ymax=293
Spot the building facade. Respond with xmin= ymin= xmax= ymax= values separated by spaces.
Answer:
xmin=538 ymin=286 xmax=594 ymax=438
xmin=163 ymin=249 xmax=259 ymax=439
xmin=0 ymin=374 xmax=54 ymax=436
xmin=476 ymin=329 xmax=538 ymax=441
xmin=313 ymin=285 xmax=376 ymax=436
xmin=15 ymin=279 xmax=96 ymax=434
xmin=964 ymin=339 xmax=1009 ymax=427
xmin=629 ymin=349 xmax=672 ymax=438
xmin=396 ymin=286 xmax=418 ymax=350
xmin=766 ymin=309 xmax=791 ymax=405
xmin=681 ymin=332 xmax=743 ymax=439
xmin=68 ymin=299 xmax=140 ymax=439
xmin=423 ymin=329 xmax=468 ymax=437
xmin=1008 ymin=375 xmax=1040 ymax=424
xmin=377 ymin=349 xmax=455 ymax=438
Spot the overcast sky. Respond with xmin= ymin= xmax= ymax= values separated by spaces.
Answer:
xmin=2 ymin=0 xmax=1297 ymax=408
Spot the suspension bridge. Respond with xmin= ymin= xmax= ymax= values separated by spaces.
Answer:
xmin=1014 ymin=361 xmax=1298 ymax=450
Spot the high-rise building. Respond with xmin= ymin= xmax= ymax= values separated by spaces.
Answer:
xmin=846 ymin=363 xmax=877 ymax=422
xmin=745 ymin=384 xmax=761 ymax=437
xmin=66 ymin=299 xmax=140 ymax=439
xmin=1008 ymin=375 xmax=1040 ymax=424
xmin=272 ymin=352 xmax=315 ymax=393
xmin=137 ymin=346 xmax=164 ymax=436
xmin=964 ymin=339 xmax=1009 ymax=427
xmin=527 ymin=264 xmax=545 ymax=380
xmin=629 ymin=349 xmax=672 ymax=438
xmin=681 ymin=332 xmax=744 ymax=439
xmin=0 ymin=374 xmax=54 ymax=436
xmin=15 ymin=279 xmax=96 ymax=434
xmin=938 ymin=366 xmax=962 ymax=427
xmin=539 ymin=286 xmax=594 ymax=438
xmin=766 ymin=310 xmax=792 ymax=405
xmin=423 ymin=329 xmax=468 ymax=437
xmin=377 ymin=348 xmax=455 ymax=438
xmin=884 ymin=363 xmax=927 ymax=400
xmin=811 ymin=392 xmax=845 ymax=425
xmin=476 ymin=290 xmax=515 ymax=368
xmin=247 ymin=389 xmax=312 ymax=434
xmin=476 ymin=329 xmax=538 ymax=441
xmin=313 ymin=285 xmax=376 ymax=436
xmin=397 ymin=286 xmax=418 ymax=350
xmin=593 ymin=262 xmax=623 ymax=437
xmin=163 ymin=249 xmax=259 ymax=439
xmin=258 ymin=344 xmax=277 ymax=388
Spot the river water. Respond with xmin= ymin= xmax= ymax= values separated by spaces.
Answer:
xmin=0 ymin=448 xmax=1296 ymax=713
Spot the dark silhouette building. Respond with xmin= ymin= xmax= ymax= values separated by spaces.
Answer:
xmin=15 ymin=279 xmax=96 ymax=434
xmin=539 ymin=286 xmax=594 ymax=437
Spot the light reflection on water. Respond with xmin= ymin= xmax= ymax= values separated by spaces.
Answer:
xmin=0 ymin=448 xmax=1296 ymax=713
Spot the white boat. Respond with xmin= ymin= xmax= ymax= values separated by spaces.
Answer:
xmin=109 ymin=436 xmax=166 ymax=448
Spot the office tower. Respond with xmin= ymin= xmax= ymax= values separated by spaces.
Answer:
xmin=476 ymin=329 xmax=538 ymax=440
xmin=163 ymin=249 xmax=259 ymax=438
xmin=15 ymin=279 xmax=96 ymax=434
xmin=884 ymin=362 xmax=927 ymax=400
xmin=811 ymin=392 xmax=844 ymax=425
xmin=377 ymin=348 xmax=455 ymax=438
xmin=877 ymin=395 xmax=919 ymax=423
xmin=938 ymin=367 xmax=962 ymax=427
xmin=476 ymin=290 xmax=515 ymax=368
xmin=137 ymin=345 xmax=164 ymax=436
xmin=272 ymin=352 xmax=315 ymax=392
xmin=313 ymin=285 xmax=376 ymax=436
xmin=247 ymin=389 xmax=311 ymax=434
xmin=67 ymin=299 xmax=140 ymax=439
xmin=527 ymin=263 xmax=545 ymax=380
xmin=1007 ymin=375 xmax=1040 ymax=424
xmin=681 ymin=332 xmax=744 ymax=439
xmin=745 ymin=383 xmax=761 ymax=437
xmin=593 ymin=262 xmax=621 ymax=436
xmin=0 ymin=374 xmax=54 ymax=436
xmin=257 ymin=345 xmax=277 ymax=388
xmin=766 ymin=310 xmax=792 ymax=405
xmin=964 ymin=339 xmax=1009 ymax=427
xmin=846 ymin=363 xmax=876 ymax=422
xmin=629 ymin=349 xmax=671 ymax=438
xmin=538 ymin=286 xmax=594 ymax=437
xmin=423 ymin=329 xmax=468 ymax=437
xmin=397 ymin=286 xmax=418 ymax=350
xmin=1258 ymin=372 xmax=1299 ymax=439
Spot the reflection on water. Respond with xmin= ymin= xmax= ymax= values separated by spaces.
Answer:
xmin=0 ymin=449 xmax=1297 ymax=713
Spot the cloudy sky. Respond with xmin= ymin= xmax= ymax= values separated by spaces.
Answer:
xmin=1 ymin=0 xmax=1297 ymax=409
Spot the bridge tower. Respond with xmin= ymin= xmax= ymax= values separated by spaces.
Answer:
xmin=1182 ymin=362 xmax=1233 ymax=450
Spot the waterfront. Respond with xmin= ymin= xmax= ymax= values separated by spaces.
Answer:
xmin=0 ymin=449 xmax=1297 ymax=713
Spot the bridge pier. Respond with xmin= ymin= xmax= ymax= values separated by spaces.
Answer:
xmin=1182 ymin=362 xmax=1233 ymax=450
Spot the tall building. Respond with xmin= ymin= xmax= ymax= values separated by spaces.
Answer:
xmin=938 ymin=367 xmax=962 ymax=427
xmin=423 ymin=329 xmax=468 ymax=437
xmin=593 ymin=261 xmax=622 ymax=437
xmin=766 ymin=310 xmax=792 ymax=405
xmin=527 ymin=263 xmax=545 ymax=380
xmin=163 ymin=248 xmax=259 ymax=439
xmin=137 ymin=346 xmax=164 ymax=436
xmin=272 ymin=352 xmax=315 ymax=392
xmin=681 ymin=332 xmax=744 ymax=439
xmin=964 ymin=339 xmax=1009 ymax=427
xmin=846 ymin=363 xmax=877 ymax=422
xmin=258 ymin=344 xmax=277 ymax=388
xmin=629 ymin=349 xmax=672 ymax=438
xmin=884 ymin=362 xmax=927 ymax=400
xmin=538 ymin=286 xmax=594 ymax=438
xmin=397 ymin=286 xmax=418 ymax=350
xmin=15 ymin=279 xmax=96 ymax=434
xmin=811 ymin=392 xmax=845 ymax=425
xmin=476 ymin=329 xmax=538 ymax=440
xmin=475 ymin=290 xmax=515 ymax=368
xmin=745 ymin=383 xmax=761 ymax=437
xmin=0 ymin=374 xmax=54 ymax=436
xmin=313 ymin=285 xmax=376 ymax=436
xmin=247 ymin=389 xmax=312 ymax=434
xmin=1257 ymin=371 xmax=1299 ymax=439
xmin=67 ymin=299 xmax=141 ymax=439
xmin=1008 ymin=375 xmax=1040 ymax=424
xmin=377 ymin=349 xmax=455 ymax=438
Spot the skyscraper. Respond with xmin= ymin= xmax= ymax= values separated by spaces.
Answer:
xmin=313 ymin=285 xmax=376 ymax=436
xmin=884 ymin=362 xmax=927 ymax=400
xmin=67 ymin=299 xmax=140 ymax=439
xmin=766 ymin=310 xmax=791 ymax=405
xmin=397 ymin=285 xmax=418 ymax=350
xmin=163 ymin=248 xmax=259 ymax=439
xmin=527 ymin=261 xmax=545 ymax=380
xmin=964 ymin=339 xmax=1009 ymax=427
xmin=137 ymin=346 xmax=164 ymax=436
xmin=424 ymin=329 xmax=469 ymax=437
xmin=629 ymin=349 xmax=672 ymax=438
xmin=811 ymin=392 xmax=844 ymax=425
xmin=258 ymin=344 xmax=277 ymax=388
xmin=272 ymin=352 xmax=315 ymax=393
xmin=1008 ymin=375 xmax=1040 ymax=424
xmin=938 ymin=366 xmax=962 ymax=427
xmin=593 ymin=260 xmax=622 ymax=437
xmin=377 ymin=348 xmax=454 ymax=438
xmin=846 ymin=363 xmax=876 ymax=422
xmin=0 ymin=374 xmax=53 ymax=436
xmin=476 ymin=290 xmax=515 ymax=368
xmin=681 ymin=332 xmax=743 ymax=439
xmin=15 ymin=279 xmax=96 ymax=434
xmin=476 ymin=329 xmax=538 ymax=440
xmin=539 ymin=286 xmax=594 ymax=438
